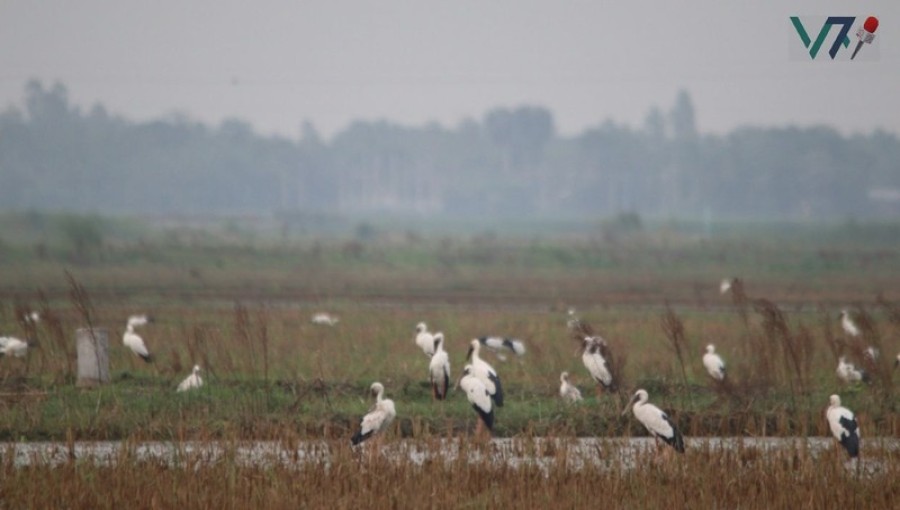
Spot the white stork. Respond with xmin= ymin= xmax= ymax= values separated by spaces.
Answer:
xmin=458 ymin=365 xmax=494 ymax=434
xmin=702 ymin=344 xmax=726 ymax=381
xmin=123 ymin=314 xmax=154 ymax=363
xmin=580 ymin=336 xmax=615 ymax=394
xmin=415 ymin=322 xmax=435 ymax=357
xmin=622 ymin=389 xmax=685 ymax=453
xmin=826 ymin=394 xmax=860 ymax=459
xmin=839 ymin=309 xmax=860 ymax=337
xmin=429 ymin=333 xmax=451 ymax=400
xmin=559 ymin=371 xmax=583 ymax=403
xmin=351 ymin=382 xmax=396 ymax=446
xmin=836 ymin=356 xmax=867 ymax=384
xmin=0 ymin=336 xmax=30 ymax=358
xmin=177 ymin=365 xmax=203 ymax=392
xmin=310 ymin=312 xmax=339 ymax=326
xmin=566 ymin=308 xmax=581 ymax=331
xmin=895 ymin=353 xmax=900 ymax=370
xmin=466 ymin=339 xmax=504 ymax=407
xmin=476 ymin=336 xmax=526 ymax=361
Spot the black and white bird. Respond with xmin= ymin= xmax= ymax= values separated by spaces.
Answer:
xmin=123 ymin=314 xmax=153 ymax=362
xmin=622 ymin=389 xmax=685 ymax=453
xmin=836 ymin=356 xmax=867 ymax=384
xmin=580 ymin=336 xmax=615 ymax=393
xmin=415 ymin=322 xmax=435 ymax=357
xmin=0 ymin=336 xmax=31 ymax=358
xmin=476 ymin=336 xmax=526 ymax=361
xmin=559 ymin=371 xmax=583 ymax=403
xmin=177 ymin=365 xmax=203 ymax=392
xmin=702 ymin=344 xmax=726 ymax=382
xmin=466 ymin=339 xmax=504 ymax=407
xmin=895 ymin=353 xmax=900 ymax=370
xmin=351 ymin=382 xmax=397 ymax=446
xmin=458 ymin=365 xmax=494 ymax=434
xmin=826 ymin=394 xmax=860 ymax=459
xmin=429 ymin=333 xmax=451 ymax=400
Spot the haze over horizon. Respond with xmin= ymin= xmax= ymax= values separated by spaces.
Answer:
xmin=1 ymin=1 xmax=898 ymax=141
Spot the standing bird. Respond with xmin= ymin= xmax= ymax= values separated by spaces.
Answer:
xmin=839 ymin=309 xmax=860 ymax=337
xmin=702 ymin=344 xmax=726 ymax=382
xmin=622 ymin=389 xmax=685 ymax=454
xmin=719 ymin=278 xmax=734 ymax=295
xmin=476 ymin=336 xmax=526 ymax=361
xmin=836 ymin=356 xmax=867 ymax=384
xmin=466 ymin=339 xmax=504 ymax=407
xmin=0 ymin=336 xmax=31 ymax=358
xmin=458 ymin=365 xmax=494 ymax=434
xmin=894 ymin=353 xmax=900 ymax=370
xmin=415 ymin=322 xmax=435 ymax=357
xmin=580 ymin=336 xmax=615 ymax=394
xmin=123 ymin=314 xmax=154 ymax=362
xmin=429 ymin=333 xmax=451 ymax=400
xmin=826 ymin=394 xmax=860 ymax=459
xmin=177 ymin=365 xmax=203 ymax=392
xmin=559 ymin=371 xmax=583 ymax=403
xmin=351 ymin=382 xmax=396 ymax=446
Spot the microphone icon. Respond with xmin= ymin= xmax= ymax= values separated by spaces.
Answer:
xmin=851 ymin=16 xmax=879 ymax=60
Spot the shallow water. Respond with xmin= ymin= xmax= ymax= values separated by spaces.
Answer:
xmin=3 ymin=437 xmax=896 ymax=474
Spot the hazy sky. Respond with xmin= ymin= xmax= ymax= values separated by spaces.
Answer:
xmin=1 ymin=1 xmax=897 ymax=140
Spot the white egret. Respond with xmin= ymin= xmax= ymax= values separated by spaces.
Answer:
xmin=836 ymin=356 xmax=867 ymax=384
xmin=839 ymin=309 xmax=860 ymax=337
xmin=177 ymin=365 xmax=203 ymax=392
xmin=826 ymin=394 xmax=860 ymax=459
xmin=0 ymin=336 xmax=30 ymax=358
xmin=123 ymin=314 xmax=153 ymax=363
xmin=465 ymin=339 xmax=504 ymax=407
xmin=622 ymin=389 xmax=685 ymax=453
xmin=702 ymin=344 xmax=726 ymax=382
xmin=351 ymin=382 xmax=396 ymax=446
xmin=311 ymin=312 xmax=339 ymax=326
xmin=559 ymin=371 xmax=583 ymax=403
xmin=429 ymin=333 xmax=451 ymax=400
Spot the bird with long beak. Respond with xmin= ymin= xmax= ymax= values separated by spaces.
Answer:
xmin=456 ymin=365 xmax=494 ymax=436
xmin=429 ymin=333 xmax=451 ymax=400
xmin=465 ymin=339 xmax=503 ymax=407
xmin=622 ymin=389 xmax=685 ymax=454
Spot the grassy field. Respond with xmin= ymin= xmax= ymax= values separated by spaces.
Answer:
xmin=1 ymin=216 xmax=899 ymax=506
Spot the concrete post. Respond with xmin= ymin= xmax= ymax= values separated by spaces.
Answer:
xmin=76 ymin=328 xmax=109 ymax=387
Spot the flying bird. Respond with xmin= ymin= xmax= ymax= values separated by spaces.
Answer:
xmin=826 ymin=394 xmax=860 ymax=459
xmin=466 ymin=339 xmax=504 ymax=407
xmin=351 ymin=382 xmax=396 ymax=446
xmin=622 ymin=389 xmax=685 ymax=454
xmin=429 ymin=333 xmax=451 ymax=400
xmin=123 ymin=314 xmax=154 ymax=363
xmin=476 ymin=336 xmax=526 ymax=361
xmin=177 ymin=365 xmax=204 ymax=392
xmin=415 ymin=322 xmax=435 ymax=357
xmin=559 ymin=371 xmax=583 ymax=403
xmin=702 ymin=344 xmax=726 ymax=381
xmin=458 ymin=365 xmax=494 ymax=434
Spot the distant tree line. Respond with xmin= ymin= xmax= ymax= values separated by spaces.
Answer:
xmin=1 ymin=80 xmax=898 ymax=220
